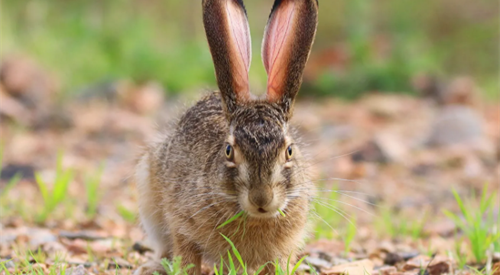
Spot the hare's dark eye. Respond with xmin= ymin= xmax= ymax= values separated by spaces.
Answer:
xmin=286 ymin=145 xmax=293 ymax=161
xmin=225 ymin=144 xmax=234 ymax=161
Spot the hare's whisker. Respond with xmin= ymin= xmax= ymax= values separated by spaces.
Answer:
xmin=316 ymin=189 xmax=371 ymax=196
xmin=178 ymin=205 xmax=221 ymax=233
xmin=288 ymin=149 xmax=361 ymax=178
xmin=290 ymin=177 xmax=369 ymax=190
xmin=313 ymin=197 xmax=375 ymax=217
xmin=203 ymin=215 xmax=227 ymax=254
xmin=330 ymin=192 xmax=377 ymax=207
xmin=187 ymin=201 xmax=226 ymax=220
xmin=314 ymin=192 xmax=376 ymax=207
xmin=290 ymin=187 xmax=372 ymax=199
xmin=192 ymin=209 xmax=222 ymax=233
xmin=310 ymin=210 xmax=339 ymax=236
xmin=171 ymin=198 xmax=227 ymax=217
xmin=314 ymin=200 xmax=350 ymax=217
xmin=286 ymin=195 xmax=302 ymax=200
xmin=314 ymin=200 xmax=356 ymax=228
xmin=309 ymin=177 xmax=368 ymax=185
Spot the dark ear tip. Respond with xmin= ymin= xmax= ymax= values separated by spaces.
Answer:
xmin=235 ymin=0 xmax=248 ymax=14
xmin=203 ymin=0 xmax=247 ymax=12
xmin=270 ymin=0 xmax=319 ymax=12
xmin=270 ymin=0 xmax=283 ymax=14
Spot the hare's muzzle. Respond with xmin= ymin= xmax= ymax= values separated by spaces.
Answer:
xmin=248 ymin=186 xmax=275 ymax=214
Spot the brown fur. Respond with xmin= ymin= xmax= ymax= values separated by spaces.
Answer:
xmin=135 ymin=1 xmax=318 ymax=274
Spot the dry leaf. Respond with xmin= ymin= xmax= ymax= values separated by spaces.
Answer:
xmin=321 ymin=259 xmax=374 ymax=275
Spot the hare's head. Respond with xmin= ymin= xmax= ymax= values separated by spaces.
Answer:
xmin=203 ymin=0 xmax=318 ymax=218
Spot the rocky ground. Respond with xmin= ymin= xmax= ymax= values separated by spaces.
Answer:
xmin=0 ymin=56 xmax=499 ymax=274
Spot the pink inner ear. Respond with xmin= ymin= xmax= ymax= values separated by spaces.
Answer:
xmin=262 ymin=1 xmax=296 ymax=102
xmin=226 ymin=1 xmax=252 ymax=99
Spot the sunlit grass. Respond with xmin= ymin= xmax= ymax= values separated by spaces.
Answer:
xmin=374 ymin=204 xmax=427 ymax=240
xmin=85 ymin=163 xmax=105 ymax=219
xmin=343 ymin=217 xmax=357 ymax=255
xmin=311 ymin=184 xmax=361 ymax=255
xmin=312 ymin=185 xmax=343 ymax=240
xmin=1 ymin=0 xmax=217 ymax=96
xmin=116 ymin=203 xmax=137 ymax=223
xmin=1 ymin=247 xmax=69 ymax=275
xmin=153 ymin=257 xmax=193 ymax=275
xmin=443 ymin=185 xmax=500 ymax=264
xmin=35 ymin=151 xmax=74 ymax=223
xmin=148 ymin=237 xmax=309 ymax=275
xmin=216 ymin=234 xmax=307 ymax=275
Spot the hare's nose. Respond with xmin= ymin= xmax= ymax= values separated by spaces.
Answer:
xmin=248 ymin=187 xmax=274 ymax=209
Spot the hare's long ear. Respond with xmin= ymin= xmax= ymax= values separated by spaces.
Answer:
xmin=203 ymin=0 xmax=252 ymax=114
xmin=262 ymin=0 xmax=318 ymax=115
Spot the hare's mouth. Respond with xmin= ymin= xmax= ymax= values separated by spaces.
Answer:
xmin=239 ymin=191 xmax=287 ymax=219
xmin=244 ymin=204 xmax=286 ymax=219
xmin=247 ymin=209 xmax=281 ymax=219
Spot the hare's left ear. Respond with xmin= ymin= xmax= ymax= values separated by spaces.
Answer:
xmin=262 ymin=0 xmax=318 ymax=116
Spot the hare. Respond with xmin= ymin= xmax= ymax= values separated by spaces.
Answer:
xmin=134 ymin=0 xmax=318 ymax=274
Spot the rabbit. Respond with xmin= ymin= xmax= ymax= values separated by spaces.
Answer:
xmin=134 ymin=0 xmax=318 ymax=274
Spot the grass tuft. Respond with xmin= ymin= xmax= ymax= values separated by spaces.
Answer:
xmin=35 ymin=151 xmax=73 ymax=223
xmin=158 ymin=257 xmax=194 ymax=275
xmin=116 ymin=204 xmax=136 ymax=223
xmin=84 ymin=163 xmax=105 ymax=219
xmin=443 ymin=185 xmax=500 ymax=264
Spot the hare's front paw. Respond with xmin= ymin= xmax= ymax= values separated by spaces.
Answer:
xmin=134 ymin=261 xmax=166 ymax=275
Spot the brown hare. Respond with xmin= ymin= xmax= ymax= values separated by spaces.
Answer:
xmin=134 ymin=0 xmax=318 ymax=274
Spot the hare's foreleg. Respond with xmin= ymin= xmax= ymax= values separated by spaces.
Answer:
xmin=173 ymin=233 xmax=202 ymax=275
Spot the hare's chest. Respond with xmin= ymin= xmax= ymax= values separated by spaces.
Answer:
xmin=200 ymin=218 xmax=304 ymax=266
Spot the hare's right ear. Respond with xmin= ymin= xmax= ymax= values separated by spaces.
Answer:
xmin=262 ymin=0 xmax=318 ymax=116
xmin=203 ymin=0 xmax=252 ymax=114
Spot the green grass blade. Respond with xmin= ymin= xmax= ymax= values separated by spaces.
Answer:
xmin=291 ymin=256 xmax=307 ymax=275
xmin=85 ymin=163 xmax=104 ymax=217
xmin=160 ymin=258 xmax=172 ymax=274
xmin=217 ymin=211 xmax=244 ymax=229
xmin=0 ymin=261 xmax=12 ymax=275
xmin=116 ymin=204 xmax=136 ymax=222
xmin=221 ymin=234 xmax=245 ymax=273
xmin=55 ymin=150 xmax=64 ymax=177
xmin=53 ymin=169 xmax=72 ymax=205
xmin=278 ymin=209 xmax=286 ymax=217
xmin=0 ymin=141 xmax=5 ymax=172
xmin=286 ymin=254 xmax=291 ymax=275
xmin=227 ymin=251 xmax=236 ymax=275
xmin=254 ymin=263 xmax=268 ymax=275
xmin=0 ymin=173 xmax=21 ymax=198
xmin=307 ymin=261 xmax=317 ymax=275
xmin=479 ymin=183 xmax=490 ymax=213
xmin=452 ymin=189 xmax=470 ymax=222
xmin=35 ymin=172 xmax=49 ymax=205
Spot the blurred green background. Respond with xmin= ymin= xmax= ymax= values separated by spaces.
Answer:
xmin=1 ymin=0 xmax=498 ymax=99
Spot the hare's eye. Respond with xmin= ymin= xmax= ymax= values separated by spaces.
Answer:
xmin=225 ymin=144 xmax=234 ymax=161
xmin=286 ymin=145 xmax=293 ymax=161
